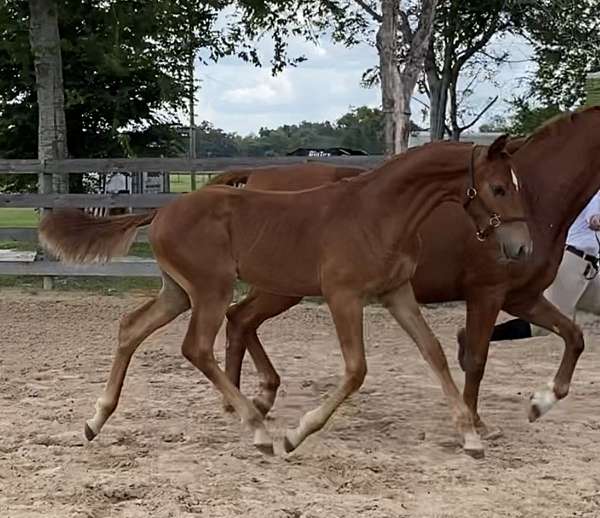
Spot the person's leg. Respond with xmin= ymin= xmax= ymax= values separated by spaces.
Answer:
xmin=490 ymin=251 xmax=590 ymax=342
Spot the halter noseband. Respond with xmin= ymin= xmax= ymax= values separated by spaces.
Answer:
xmin=463 ymin=145 xmax=527 ymax=242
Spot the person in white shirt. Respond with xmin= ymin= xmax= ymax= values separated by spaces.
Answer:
xmin=490 ymin=190 xmax=600 ymax=341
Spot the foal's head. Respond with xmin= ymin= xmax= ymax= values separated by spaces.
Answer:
xmin=463 ymin=134 xmax=532 ymax=261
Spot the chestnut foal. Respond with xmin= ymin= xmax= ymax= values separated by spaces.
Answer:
xmin=39 ymin=137 xmax=531 ymax=458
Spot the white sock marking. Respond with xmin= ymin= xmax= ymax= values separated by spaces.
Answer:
xmin=531 ymin=381 xmax=558 ymax=416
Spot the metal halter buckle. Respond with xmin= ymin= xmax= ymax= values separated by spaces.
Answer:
xmin=466 ymin=187 xmax=477 ymax=200
xmin=489 ymin=214 xmax=501 ymax=228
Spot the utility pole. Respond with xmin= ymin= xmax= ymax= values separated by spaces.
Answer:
xmin=188 ymin=19 xmax=197 ymax=191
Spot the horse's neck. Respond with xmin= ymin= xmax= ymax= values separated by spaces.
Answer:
xmin=524 ymin=135 xmax=600 ymax=250
xmin=356 ymin=151 xmax=465 ymax=237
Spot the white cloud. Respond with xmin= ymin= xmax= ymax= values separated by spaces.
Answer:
xmin=220 ymin=72 xmax=295 ymax=106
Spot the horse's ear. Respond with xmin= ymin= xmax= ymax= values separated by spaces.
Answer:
xmin=487 ymin=133 xmax=510 ymax=159
xmin=504 ymin=135 xmax=527 ymax=154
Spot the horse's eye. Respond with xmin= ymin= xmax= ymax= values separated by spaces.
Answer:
xmin=492 ymin=185 xmax=506 ymax=197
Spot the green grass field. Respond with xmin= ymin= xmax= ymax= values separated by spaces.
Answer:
xmin=0 ymin=208 xmax=39 ymax=227
xmin=169 ymin=173 xmax=216 ymax=192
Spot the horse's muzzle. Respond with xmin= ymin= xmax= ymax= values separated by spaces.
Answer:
xmin=496 ymin=223 xmax=533 ymax=262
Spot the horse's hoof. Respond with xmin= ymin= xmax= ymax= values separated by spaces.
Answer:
xmin=252 ymin=396 xmax=271 ymax=417
xmin=475 ymin=419 xmax=503 ymax=440
xmin=84 ymin=422 xmax=97 ymax=442
xmin=253 ymin=427 xmax=273 ymax=456
xmin=528 ymin=403 xmax=541 ymax=422
xmin=528 ymin=383 xmax=557 ymax=422
xmin=283 ymin=434 xmax=296 ymax=454
xmin=222 ymin=402 xmax=235 ymax=414
xmin=463 ymin=432 xmax=484 ymax=459
xmin=254 ymin=442 xmax=274 ymax=456
xmin=464 ymin=444 xmax=485 ymax=459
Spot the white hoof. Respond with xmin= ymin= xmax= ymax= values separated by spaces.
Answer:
xmin=463 ymin=431 xmax=484 ymax=459
xmin=253 ymin=427 xmax=274 ymax=456
xmin=529 ymin=382 xmax=558 ymax=422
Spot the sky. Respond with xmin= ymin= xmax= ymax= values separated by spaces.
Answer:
xmin=184 ymin=31 xmax=535 ymax=136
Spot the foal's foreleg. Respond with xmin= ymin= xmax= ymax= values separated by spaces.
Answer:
xmin=224 ymin=290 xmax=302 ymax=416
xmin=505 ymin=297 xmax=584 ymax=422
xmin=381 ymin=283 xmax=483 ymax=458
xmin=283 ymin=292 xmax=366 ymax=453
xmin=456 ymin=295 xmax=503 ymax=432
xmin=85 ymin=273 xmax=190 ymax=440
xmin=182 ymin=288 xmax=273 ymax=454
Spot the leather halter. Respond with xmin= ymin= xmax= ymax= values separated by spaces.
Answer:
xmin=463 ymin=145 xmax=527 ymax=242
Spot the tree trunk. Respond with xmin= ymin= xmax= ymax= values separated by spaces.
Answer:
xmin=394 ymin=0 xmax=438 ymax=152
xmin=377 ymin=0 xmax=398 ymax=158
xmin=429 ymin=87 xmax=447 ymax=140
xmin=448 ymin=67 xmax=462 ymax=140
xmin=425 ymin=42 xmax=449 ymax=141
xmin=394 ymin=79 xmax=413 ymax=153
xmin=29 ymin=0 xmax=68 ymax=194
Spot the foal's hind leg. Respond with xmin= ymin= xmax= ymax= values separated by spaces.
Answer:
xmin=381 ymin=283 xmax=483 ymax=458
xmin=85 ymin=272 xmax=190 ymax=440
xmin=505 ymin=297 xmax=584 ymax=422
xmin=224 ymin=289 xmax=302 ymax=416
xmin=182 ymin=286 xmax=273 ymax=454
xmin=284 ymin=292 xmax=366 ymax=453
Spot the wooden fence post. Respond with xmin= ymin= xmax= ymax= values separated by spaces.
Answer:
xmin=38 ymin=158 xmax=54 ymax=290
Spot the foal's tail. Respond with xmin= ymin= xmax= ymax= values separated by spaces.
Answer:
xmin=39 ymin=209 xmax=156 ymax=263
xmin=206 ymin=170 xmax=250 ymax=187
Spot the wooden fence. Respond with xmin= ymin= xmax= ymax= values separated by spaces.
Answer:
xmin=0 ymin=156 xmax=384 ymax=280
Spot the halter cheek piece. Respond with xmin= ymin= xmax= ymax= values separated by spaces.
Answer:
xmin=463 ymin=145 xmax=527 ymax=242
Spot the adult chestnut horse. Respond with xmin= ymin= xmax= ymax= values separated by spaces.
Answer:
xmin=39 ymin=138 xmax=531 ymax=458
xmin=218 ymin=107 xmax=600 ymax=434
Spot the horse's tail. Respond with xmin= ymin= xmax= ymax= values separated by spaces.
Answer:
xmin=39 ymin=209 xmax=157 ymax=263
xmin=206 ymin=170 xmax=250 ymax=187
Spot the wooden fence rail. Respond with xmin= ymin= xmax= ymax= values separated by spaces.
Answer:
xmin=0 ymin=155 xmax=384 ymax=174
xmin=0 ymin=193 xmax=180 ymax=209
xmin=0 ymin=227 xmax=150 ymax=243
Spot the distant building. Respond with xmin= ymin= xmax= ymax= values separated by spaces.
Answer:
xmin=287 ymin=147 xmax=368 ymax=157
xmin=587 ymin=72 xmax=600 ymax=106
xmin=408 ymin=132 xmax=504 ymax=148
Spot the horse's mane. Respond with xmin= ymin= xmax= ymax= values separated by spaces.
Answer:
xmin=523 ymin=105 xmax=600 ymax=145
xmin=338 ymin=140 xmax=471 ymax=185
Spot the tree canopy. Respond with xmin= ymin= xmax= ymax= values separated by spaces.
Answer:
xmin=512 ymin=0 xmax=600 ymax=109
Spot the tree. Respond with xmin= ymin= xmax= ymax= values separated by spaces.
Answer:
xmin=194 ymin=121 xmax=240 ymax=157
xmin=479 ymin=114 xmax=509 ymax=133
xmin=511 ymin=0 xmax=600 ymax=109
xmin=28 ymin=0 xmax=68 ymax=194
xmin=505 ymin=98 xmax=561 ymax=136
xmin=337 ymin=106 xmax=384 ymax=154
xmin=424 ymin=0 xmax=509 ymax=141
xmin=0 ymin=0 xmax=329 ymax=192
xmin=360 ymin=0 xmax=438 ymax=154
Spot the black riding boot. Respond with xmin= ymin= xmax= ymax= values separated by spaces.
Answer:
xmin=490 ymin=318 xmax=532 ymax=342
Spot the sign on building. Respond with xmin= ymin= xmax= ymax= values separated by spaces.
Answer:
xmin=143 ymin=172 xmax=166 ymax=193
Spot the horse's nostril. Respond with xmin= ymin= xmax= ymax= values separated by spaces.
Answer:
xmin=516 ymin=242 xmax=533 ymax=258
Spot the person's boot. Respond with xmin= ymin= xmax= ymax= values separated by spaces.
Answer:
xmin=490 ymin=319 xmax=532 ymax=341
